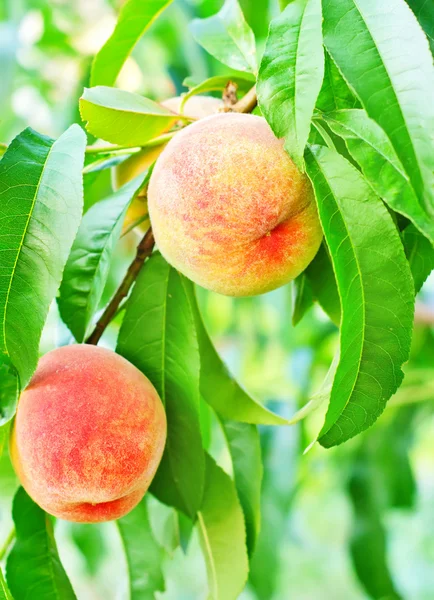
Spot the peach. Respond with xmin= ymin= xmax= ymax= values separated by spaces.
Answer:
xmin=114 ymin=95 xmax=223 ymax=234
xmin=148 ymin=113 xmax=323 ymax=296
xmin=10 ymin=344 xmax=166 ymax=523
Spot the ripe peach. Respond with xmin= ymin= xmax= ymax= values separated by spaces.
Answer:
xmin=114 ymin=95 xmax=223 ymax=234
xmin=10 ymin=344 xmax=166 ymax=523
xmin=148 ymin=113 xmax=323 ymax=296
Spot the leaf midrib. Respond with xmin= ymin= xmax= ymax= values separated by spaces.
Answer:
xmin=311 ymin=150 xmax=367 ymax=439
xmin=197 ymin=511 xmax=218 ymax=599
xmin=1 ymin=141 xmax=54 ymax=357
xmin=293 ymin=0 xmax=310 ymax=152
xmin=336 ymin=0 xmax=423 ymax=195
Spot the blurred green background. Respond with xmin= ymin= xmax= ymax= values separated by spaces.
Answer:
xmin=2 ymin=0 xmax=434 ymax=598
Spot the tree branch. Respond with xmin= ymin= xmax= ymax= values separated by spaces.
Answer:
xmin=86 ymin=228 xmax=155 ymax=345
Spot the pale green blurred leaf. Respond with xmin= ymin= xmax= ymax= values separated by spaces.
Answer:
xmin=190 ymin=0 xmax=257 ymax=73
xmin=117 ymin=499 xmax=166 ymax=600
xmin=80 ymin=87 xmax=180 ymax=147
xmin=191 ymin=290 xmax=290 ymax=425
xmin=197 ymin=454 xmax=249 ymax=600
xmin=0 ymin=567 xmax=12 ymax=600
xmin=221 ymin=421 xmax=262 ymax=556
xmin=91 ymin=0 xmax=173 ymax=87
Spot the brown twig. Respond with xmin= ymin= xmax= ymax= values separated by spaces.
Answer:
xmin=230 ymin=85 xmax=257 ymax=114
xmin=222 ymin=81 xmax=239 ymax=108
xmin=86 ymin=228 xmax=155 ymax=345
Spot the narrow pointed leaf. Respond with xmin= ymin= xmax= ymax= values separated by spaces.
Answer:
xmin=316 ymin=51 xmax=360 ymax=112
xmin=323 ymin=0 xmax=434 ymax=215
xmin=190 ymin=0 xmax=257 ymax=73
xmin=221 ymin=421 xmax=262 ymax=556
xmin=305 ymin=145 xmax=414 ymax=447
xmin=191 ymin=291 xmax=291 ymax=425
xmin=323 ymin=109 xmax=434 ymax=245
xmin=58 ymin=176 xmax=143 ymax=341
xmin=91 ymin=0 xmax=173 ymax=87
xmin=402 ymin=224 xmax=434 ymax=294
xmin=117 ymin=499 xmax=166 ymax=600
xmin=117 ymin=253 xmax=204 ymax=518
xmin=0 ymin=568 xmax=12 ymax=600
xmin=197 ymin=454 xmax=249 ymax=600
xmin=405 ymin=0 xmax=434 ymax=56
xmin=80 ymin=87 xmax=180 ymax=147
xmin=0 ymin=126 xmax=85 ymax=396
xmin=348 ymin=456 xmax=402 ymax=600
xmin=7 ymin=488 xmax=76 ymax=599
xmin=257 ymin=0 xmax=324 ymax=171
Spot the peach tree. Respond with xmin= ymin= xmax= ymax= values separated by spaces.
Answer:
xmin=0 ymin=0 xmax=433 ymax=598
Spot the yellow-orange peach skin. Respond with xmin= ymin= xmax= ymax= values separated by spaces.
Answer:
xmin=10 ymin=344 xmax=166 ymax=523
xmin=148 ymin=113 xmax=323 ymax=296
xmin=113 ymin=95 xmax=223 ymax=234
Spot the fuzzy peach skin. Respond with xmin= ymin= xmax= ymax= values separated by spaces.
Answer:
xmin=148 ymin=113 xmax=323 ymax=296
xmin=10 ymin=344 xmax=166 ymax=523
xmin=162 ymin=95 xmax=223 ymax=119
xmin=114 ymin=95 xmax=223 ymax=234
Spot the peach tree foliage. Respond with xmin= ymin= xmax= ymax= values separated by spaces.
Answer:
xmin=0 ymin=0 xmax=433 ymax=598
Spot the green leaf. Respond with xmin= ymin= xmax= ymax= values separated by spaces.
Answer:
xmin=257 ymin=0 xmax=324 ymax=170
xmin=322 ymin=0 xmax=434 ymax=216
xmin=221 ymin=421 xmax=262 ymax=556
xmin=0 ymin=568 xmax=12 ymax=600
xmin=305 ymin=145 xmax=414 ymax=447
xmin=0 ymin=126 xmax=85 ymax=394
xmin=0 ymin=356 xmax=19 ymax=425
xmin=180 ymin=73 xmax=255 ymax=110
xmin=316 ymin=50 xmax=360 ymax=112
xmin=322 ymin=109 xmax=434 ymax=246
xmin=305 ymin=243 xmax=340 ymax=326
xmin=190 ymin=0 xmax=257 ymax=74
xmin=117 ymin=253 xmax=204 ymax=518
xmin=405 ymin=0 xmax=434 ymax=56
xmin=6 ymin=488 xmax=76 ymax=600
xmin=91 ymin=0 xmax=173 ymax=87
xmin=402 ymin=224 xmax=434 ymax=294
xmin=197 ymin=454 xmax=249 ymax=600
xmin=117 ymin=499 xmax=166 ymax=600
xmin=191 ymin=291 xmax=290 ymax=426
xmin=58 ymin=176 xmax=143 ymax=342
xmin=348 ymin=457 xmax=402 ymax=600
xmin=292 ymin=273 xmax=314 ymax=326
xmin=80 ymin=87 xmax=181 ymax=147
